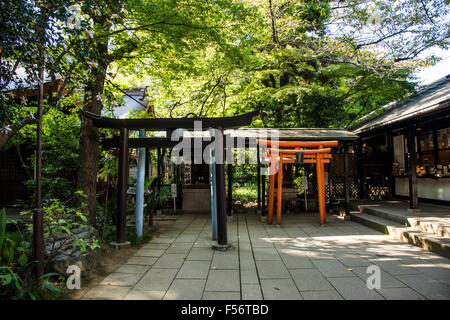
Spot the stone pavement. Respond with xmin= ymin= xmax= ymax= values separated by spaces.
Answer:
xmin=81 ymin=213 xmax=450 ymax=300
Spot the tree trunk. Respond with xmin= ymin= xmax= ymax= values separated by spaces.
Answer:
xmin=77 ymin=102 xmax=102 ymax=225
xmin=76 ymin=40 xmax=109 ymax=226
xmin=268 ymin=0 xmax=279 ymax=45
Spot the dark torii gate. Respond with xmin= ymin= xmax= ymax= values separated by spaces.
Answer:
xmin=86 ymin=110 xmax=258 ymax=247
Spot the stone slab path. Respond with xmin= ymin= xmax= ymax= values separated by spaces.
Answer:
xmin=81 ymin=213 xmax=450 ymax=300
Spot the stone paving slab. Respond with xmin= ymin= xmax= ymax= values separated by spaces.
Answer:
xmin=126 ymin=256 xmax=158 ymax=266
xmin=327 ymin=277 xmax=385 ymax=300
xmin=177 ymin=260 xmax=210 ymax=279
xmin=164 ymin=279 xmax=206 ymax=300
xmin=143 ymin=243 xmax=171 ymax=250
xmin=351 ymin=266 xmax=407 ymax=289
xmin=241 ymin=269 xmax=259 ymax=284
xmin=187 ymin=247 xmax=214 ymax=261
xmin=151 ymin=237 xmax=176 ymax=244
xmin=124 ymin=290 xmax=165 ymax=300
xmin=205 ymin=269 xmax=240 ymax=292
xmin=114 ymin=264 xmax=151 ymax=274
xmin=289 ymin=268 xmax=335 ymax=291
xmin=152 ymin=254 xmax=187 ymax=269
xmin=369 ymin=259 xmax=422 ymax=276
xmin=211 ymin=251 xmax=239 ymax=270
xmin=278 ymin=250 xmax=314 ymax=269
xmin=256 ymin=260 xmax=291 ymax=279
xmin=395 ymin=274 xmax=450 ymax=300
xmin=253 ymin=247 xmax=282 ymax=261
xmin=376 ymin=287 xmax=425 ymax=300
xmin=135 ymin=249 xmax=166 ymax=257
xmin=100 ymin=273 xmax=143 ymax=287
xmin=301 ymin=290 xmax=343 ymax=300
xmin=134 ymin=269 xmax=177 ymax=291
xmin=81 ymin=213 xmax=450 ymax=300
xmin=260 ymin=279 xmax=303 ymax=300
xmin=311 ymin=259 xmax=354 ymax=278
xmin=202 ymin=291 xmax=240 ymax=300
xmin=337 ymin=256 xmax=371 ymax=267
xmin=166 ymin=242 xmax=194 ymax=254
xmin=83 ymin=286 xmax=131 ymax=300
xmin=242 ymin=284 xmax=263 ymax=300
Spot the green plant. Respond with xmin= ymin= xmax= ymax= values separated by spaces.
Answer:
xmin=0 ymin=208 xmax=64 ymax=300
xmin=126 ymin=229 xmax=152 ymax=246
xmin=155 ymin=186 xmax=173 ymax=207
xmin=293 ymin=176 xmax=305 ymax=195
xmin=21 ymin=191 xmax=100 ymax=266
xmin=233 ymin=184 xmax=258 ymax=203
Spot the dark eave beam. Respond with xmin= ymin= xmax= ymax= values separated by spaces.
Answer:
xmin=86 ymin=110 xmax=259 ymax=130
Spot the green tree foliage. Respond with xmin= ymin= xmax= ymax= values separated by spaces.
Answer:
xmin=15 ymin=108 xmax=81 ymax=202
xmin=145 ymin=0 xmax=448 ymax=128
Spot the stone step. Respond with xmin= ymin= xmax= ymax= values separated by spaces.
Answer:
xmin=350 ymin=212 xmax=450 ymax=259
xmin=350 ymin=212 xmax=406 ymax=234
xmin=407 ymin=218 xmax=450 ymax=238
xmin=358 ymin=205 xmax=409 ymax=225
xmin=357 ymin=204 xmax=450 ymax=240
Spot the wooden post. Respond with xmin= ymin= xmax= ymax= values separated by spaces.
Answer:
xmin=210 ymin=152 xmax=218 ymax=241
xmin=276 ymin=158 xmax=283 ymax=226
xmin=329 ymin=153 xmax=334 ymax=203
xmin=227 ymin=163 xmax=232 ymax=216
xmin=117 ymin=128 xmax=129 ymax=243
xmin=344 ymin=143 xmax=350 ymax=215
xmin=257 ymin=144 xmax=261 ymax=210
xmin=316 ymin=153 xmax=326 ymax=225
xmin=261 ymin=166 xmax=266 ymax=216
xmin=407 ymin=125 xmax=419 ymax=210
xmin=215 ymin=128 xmax=228 ymax=246
xmin=357 ymin=139 xmax=365 ymax=200
xmin=387 ymin=131 xmax=395 ymax=196
xmin=267 ymin=154 xmax=276 ymax=224
xmin=157 ymin=148 xmax=161 ymax=209
xmin=33 ymin=40 xmax=45 ymax=278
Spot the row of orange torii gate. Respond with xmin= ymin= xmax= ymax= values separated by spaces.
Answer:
xmin=257 ymin=139 xmax=338 ymax=227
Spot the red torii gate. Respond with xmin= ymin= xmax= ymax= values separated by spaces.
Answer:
xmin=257 ymin=139 xmax=338 ymax=226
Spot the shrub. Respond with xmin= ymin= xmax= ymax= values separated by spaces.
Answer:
xmin=233 ymin=184 xmax=258 ymax=203
xmin=0 ymin=208 xmax=63 ymax=300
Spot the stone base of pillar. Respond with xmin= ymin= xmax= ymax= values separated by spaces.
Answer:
xmin=336 ymin=214 xmax=351 ymax=221
xmin=212 ymin=243 xmax=233 ymax=251
xmin=110 ymin=241 xmax=131 ymax=249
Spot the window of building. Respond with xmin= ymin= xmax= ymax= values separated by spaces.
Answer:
xmin=437 ymin=128 xmax=450 ymax=166
xmin=418 ymin=131 xmax=435 ymax=167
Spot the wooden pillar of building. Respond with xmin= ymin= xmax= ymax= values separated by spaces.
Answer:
xmin=117 ymin=128 xmax=129 ymax=243
xmin=357 ymin=139 xmax=365 ymax=200
xmin=344 ymin=143 xmax=350 ymax=215
xmin=407 ymin=125 xmax=419 ymax=210
xmin=387 ymin=131 xmax=395 ymax=196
